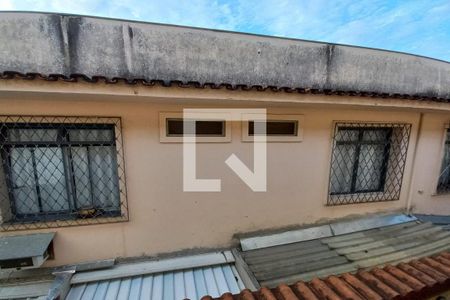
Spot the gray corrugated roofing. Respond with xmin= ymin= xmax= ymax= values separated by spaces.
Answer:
xmin=240 ymin=221 xmax=450 ymax=287
xmin=66 ymin=263 xmax=244 ymax=300
xmin=0 ymin=279 xmax=52 ymax=299
xmin=414 ymin=214 xmax=450 ymax=230
xmin=0 ymin=233 xmax=54 ymax=260
xmin=0 ymin=12 xmax=449 ymax=102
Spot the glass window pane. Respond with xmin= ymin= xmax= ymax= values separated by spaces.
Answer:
xmin=335 ymin=129 xmax=359 ymax=142
xmin=34 ymin=148 xmax=69 ymax=212
xmin=362 ymin=129 xmax=389 ymax=142
xmin=8 ymin=128 xmax=58 ymax=143
xmin=68 ymin=129 xmax=114 ymax=143
xmin=88 ymin=146 xmax=120 ymax=211
xmin=355 ymin=144 xmax=385 ymax=192
xmin=195 ymin=121 xmax=225 ymax=136
xmin=249 ymin=121 xmax=298 ymax=136
xmin=10 ymin=148 xmax=40 ymax=214
xmin=438 ymin=137 xmax=450 ymax=193
xmin=330 ymin=144 xmax=356 ymax=194
xmin=166 ymin=119 xmax=225 ymax=136
xmin=70 ymin=147 xmax=93 ymax=208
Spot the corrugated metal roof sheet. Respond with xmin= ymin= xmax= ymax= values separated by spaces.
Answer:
xmin=415 ymin=214 xmax=450 ymax=230
xmin=203 ymin=251 xmax=450 ymax=300
xmin=0 ymin=279 xmax=52 ymax=299
xmin=240 ymin=221 xmax=450 ymax=287
xmin=66 ymin=264 xmax=244 ymax=300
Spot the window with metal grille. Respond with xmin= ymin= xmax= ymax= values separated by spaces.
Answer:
xmin=0 ymin=116 xmax=128 ymax=230
xmin=437 ymin=128 xmax=450 ymax=194
xmin=328 ymin=122 xmax=411 ymax=205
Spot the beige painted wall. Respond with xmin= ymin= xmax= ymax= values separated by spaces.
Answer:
xmin=409 ymin=113 xmax=450 ymax=214
xmin=0 ymin=84 xmax=448 ymax=267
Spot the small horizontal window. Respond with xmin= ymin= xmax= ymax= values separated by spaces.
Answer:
xmin=242 ymin=114 xmax=304 ymax=142
xmin=249 ymin=120 xmax=298 ymax=136
xmin=159 ymin=112 xmax=231 ymax=143
xmin=166 ymin=119 xmax=225 ymax=137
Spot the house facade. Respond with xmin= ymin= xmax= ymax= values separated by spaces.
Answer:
xmin=0 ymin=12 xmax=449 ymax=270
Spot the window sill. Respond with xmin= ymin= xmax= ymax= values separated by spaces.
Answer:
xmin=0 ymin=214 xmax=128 ymax=232
xmin=327 ymin=191 xmax=400 ymax=206
xmin=431 ymin=190 xmax=450 ymax=197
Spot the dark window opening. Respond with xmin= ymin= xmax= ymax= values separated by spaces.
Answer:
xmin=437 ymin=129 xmax=450 ymax=194
xmin=0 ymin=122 xmax=121 ymax=223
xmin=248 ymin=120 xmax=298 ymax=136
xmin=166 ymin=119 xmax=225 ymax=137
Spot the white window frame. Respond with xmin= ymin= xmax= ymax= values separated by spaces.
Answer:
xmin=241 ymin=114 xmax=304 ymax=142
xmin=159 ymin=112 xmax=231 ymax=143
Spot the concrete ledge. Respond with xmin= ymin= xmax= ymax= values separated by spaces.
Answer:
xmin=70 ymin=251 xmax=234 ymax=284
xmin=0 ymin=12 xmax=449 ymax=100
xmin=240 ymin=214 xmax=417 ymax=251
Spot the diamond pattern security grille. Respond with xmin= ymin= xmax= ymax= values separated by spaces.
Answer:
xmin=437 ymin=128 xmax=450 ymax=194
xmin=0 ymin=116 xmax=128 ymax=231
xmin=328 ymin=122 xmax=411 ymax=205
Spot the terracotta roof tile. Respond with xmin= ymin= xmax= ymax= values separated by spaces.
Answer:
xmin=2 ymin=72 xmax=450 ymax=104
xmin=309 ymin=278 xmax=342 ymax=300
xmin=292 ymin=282 xmax=319 ymax=300
xmin=239 ymin=289 xmax=256 ymax=300
xmin=435 ymin=255 xmax=450 ymax=267
xmin=204 ymin=252 xmax=450 ymax=300
xmin=259 ymin=287 xmax=277 ymax=300
xmin=397 ymin=262 xmax=437 ymax=286
xmin=341 ymin=273 xmax=382 ymax=300
xmin=384 ymin=265 xmax=426 ymax=292
xmin=371 ymin=268 xmax=413 ymax=296
xmin=357 ymin=270 xmax=401 ymax=299
xmin=409 ymin=259 xmax=447 ymax=283
xmin=326 ymin=275 xmax=363 ymax=300
xmin=420 ymin=257 xmax=450 ymax=277
xmin=277 ymin=284 xmax=299 ymax=300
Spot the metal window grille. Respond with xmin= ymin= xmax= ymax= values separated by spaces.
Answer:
xmin=437 ymin=128 xmax=450 ymax=194
xmin=0 ymin=116 xmax=128 ymax=231
xmin=328 ymin=122 xmax=411 ymax=205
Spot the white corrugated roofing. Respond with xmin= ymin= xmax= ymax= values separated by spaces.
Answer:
xmin=66 ymin=263 xmax=244 ymax=300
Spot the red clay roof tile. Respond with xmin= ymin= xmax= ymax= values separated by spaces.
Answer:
xmin=371 ymin=268 xmax=414 ymax=296
xmin=397 ymin=262 xmax=437 ymax=286
xmin=326 ymin=275 xmax=363 ymax=300
xmin=341 ymin=273 xmax=382 ymax=300
xmin=434 ymin=255 xmax=450 ymax=267
xmin=420 ymin=257 xmax=450 ymax=277
xmin=205 ymin=252 xmax=450 ymax=300
xmin=292 ymin=281 xmax=319 ymax=300
xmin=357 ymin=270 xmax=401 ymax=299
xmin=309 ymin=278 xmax=342 ymax=300
xmin=409 ymin=259 xmax=447 ymax=283
xmin=384 ymin=265 xmax=426 ymax=292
